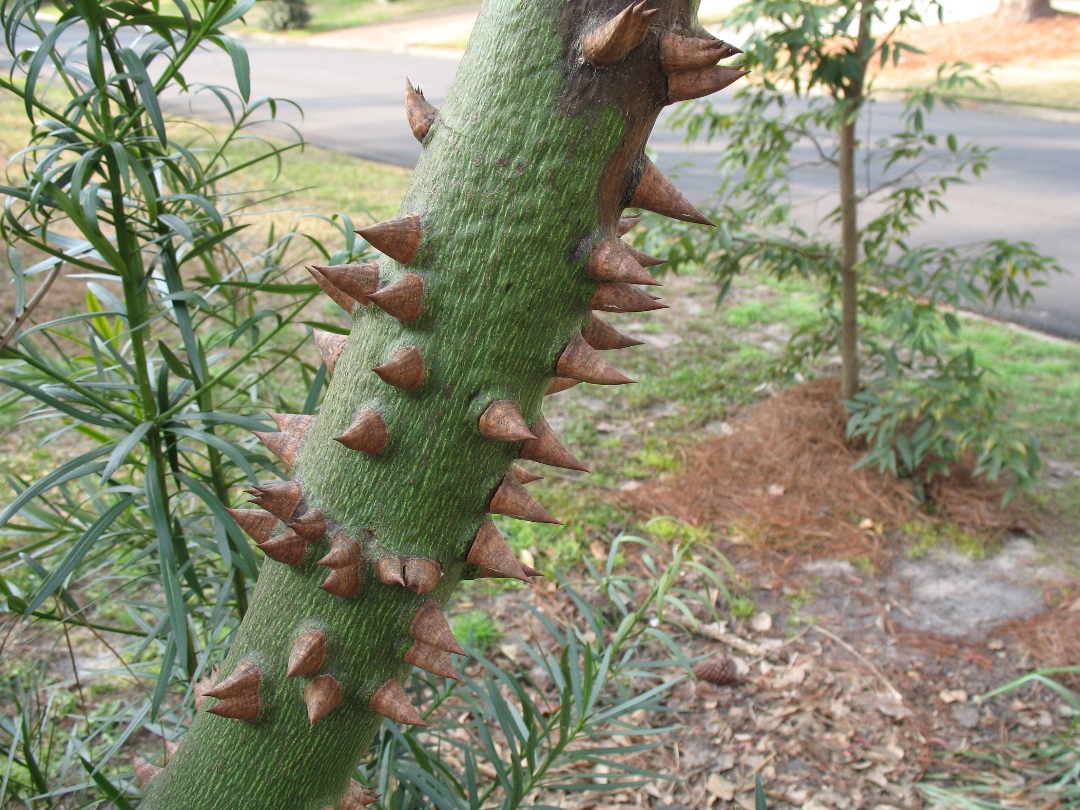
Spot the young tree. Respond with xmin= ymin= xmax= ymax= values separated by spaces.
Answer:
xmin=112 ymin=0 xmax=743 ymax=807
xmin=657 ymin=0 xmax=1059 ymax=495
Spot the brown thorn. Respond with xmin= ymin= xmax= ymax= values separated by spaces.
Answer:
xmin=257 ymin=532 xmax=308 ymax=567
xmin=622 ymin=242 xmax=666 ymax=268
xmin=588 ymin=238 xmax=660 ymax=286
xmin=479 ymin=399 xmax=536 ymax=443
xmin=356 ymin=213 xmax=423 ymax=265
xmin=334 ymin=407 xmax=389 ymax=455
xmin=592 ymin=281 xmax=668 ymax=313
xmin=520 ymin=416 xmax=588 ymax=471
xmin=246 ymin=479 xmax=303 ymax=521
xmin=617 ymin=214 xmax=642 ymax=236
xmin=376 ymin=554 xmax=406 ymax=587
xmin=318 ymin=536 xmax=361 ymax=569
xmin=253 ymin=430 xmax=302 ymax=469
xmin=489 ymin=473 xmax=561 ymax=524
xmin=584 ymin=314 xmax=643 ymax=351
xmin=268 ymin=412 xmax=316 ymax=436
xmin=369 ymin=273 xmax=424 ymax=323
xmin=659 ymin=32 xmax=740 ymax=73
xmin=305 ymin=674 xmax=342 ymax=725
xmin=511 ymin=464 xmax=543 ymax=484
xmin=307 ymin=266 xmax=357 ymax=313
xmin=317 ymin=262 xmax=380 ymax=305
xmin=668 ymin=65 xmax=749 ymax=104
xmin=582 ymin=0 xmax=657 ymax=65
xmin=630 ymin=158 xmax=714 ymax=226
xmin=204 ymin=661 xmax=261 ymax=722
xmin=410 ymin=600 xmax=466 ymax=655
xmin=519 ymin=562 xmax=544 ymax=578
xmin=373 ymin=346 xmax=425 ymax=390
xmin=226 ymin=508 xmax=277 ymax=544
xmin=320 ymin=564 xmax=362 ymax=598
xmin=339 ymin=779 xmax=379 ymax=809
xmin=468 ymin=520 xmax=528 ymax=581
xmin=403 ymin=557 xmax=441 ymax=595
xmin=133 ymin=755 xmax=161 ymax=789
xmin=289 ymin=508 xmax=327 ymax=540
xmin=369 ymin=679 xmax=428 ymax=726
xmin=546 ymin=377 xmax=580 ymax=396
xmin=556 ymin=334 xmax=635 ymax=386
xmin=287 ymin=629 xmax=327 ymax=678
xmin=405 ymin=640 xmax=462 ymax=681
xmin=404 ymin=78 xmax=438 ymax=143
xmin=312 ymin=329 xmax=348 ymax=373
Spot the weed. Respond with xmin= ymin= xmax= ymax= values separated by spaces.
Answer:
xmin=452 ymin=611 xmax=500 ymax=654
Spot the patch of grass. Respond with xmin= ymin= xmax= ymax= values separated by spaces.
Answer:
xmin=902 ymin=519 xmax=997 ymax=561
xmin=452 ymin=610 xmax=499 ymax=654
xmin=234 ymin=0 xmax=476 ymax=36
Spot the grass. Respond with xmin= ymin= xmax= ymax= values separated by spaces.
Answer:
xmin=233 ymin=0 xmax=477 ymax=36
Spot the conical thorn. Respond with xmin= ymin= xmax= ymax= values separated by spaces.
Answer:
xmin=556 ymin=334 xmax=634 ymax=385
xmin=373 ymin=346 xmax=425 ymax=390
xmin=410 ymin=601 xmax=465 ymax=655
xmin=312 ymin=329 xmax=348 ymax=373
xmin=289 ymin=508 xmax=327 ymax=540
xmin=226 ymin=508 xmax=277 ymax=544
xmin=356 ymin=213 xmax=423 ymax=265
xmin=589 ymin=238 xmax=660 ymax=286
xmin=592 ymin=282 xmax=668 ymax=313
xmin=489 ymin=473 xmax=560 ymax=524
xmin=403 ymin=557 xmax=441 ymax=595
xmin=630 ymin=158 xmax=714 ymax=226
xmin=369 ymin=679 xmax=428 ymax=726
xmin=582 ymin=0 xmax=657 ymax=65
xmin=246 ymin=479 xmax=303 ymax=521
xmin=287 ymin=629 xmax=327 ymax=678
xmin=369 ymin=273 xmax=424 ymax=323
xmin=468 ymin=520 xmax=528 ymax=580
xmin=305 ymin=674 xmax=342 ymax=724
xmin=320 ymin=565 xmax=361 ymax=598
xmin=405 ymin=640 xmax=462 ymax=681
xmin=479 ymin=399 xmax=536 ymax=443
xmin=668 ymin=65 xmax=749 ymax=104
xmin=659 ymin=32 xmax=742 ymax=73
xmin=521 ymin=416 xmax=588 ymax=471
xmin=584 ymin=314 xmax=643 ymax=350
xmin=317 ymin=263 xmax=380 ymax=305
xmin=319 ymin=536 xmax=361 ymax=569
xmin=308 ymin=266 xmax=357 ymax=313
xmin=334 ymin=407 xmax=388 ymax=455
xmin=257 ymin=532 xmax=308 ymax=566
xmin=405 ymin=78 xmax=439 ymax=143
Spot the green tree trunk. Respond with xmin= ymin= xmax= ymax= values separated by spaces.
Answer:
xmin=139 ymin=0 xmax=742 ymax=806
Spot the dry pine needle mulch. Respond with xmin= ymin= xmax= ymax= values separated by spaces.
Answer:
xmin=628 ymin=378 xmax=1026 ymax=561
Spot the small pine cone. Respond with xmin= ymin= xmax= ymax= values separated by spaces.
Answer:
xmin=694 ymin=656 xmax=739 ymax=685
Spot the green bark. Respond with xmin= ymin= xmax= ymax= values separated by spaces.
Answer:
xmin=141 ymin=0 xmax=736 ymax=806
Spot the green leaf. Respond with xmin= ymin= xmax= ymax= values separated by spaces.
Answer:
xmin=24 ymin=494 xmax=137 ymax=615
xmin=0 ymin=445 xmax=113 ymax=527
xmin=101 ymin=422 xmax=153 ymax=484
xmin=119 ymin=47 xmax=167 ymax=145
xmin=145 ymin=455 xmax=188 ymax=673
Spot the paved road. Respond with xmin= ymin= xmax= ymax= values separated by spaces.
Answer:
xmin=158 ymin=39 xmax=1080 ymax=339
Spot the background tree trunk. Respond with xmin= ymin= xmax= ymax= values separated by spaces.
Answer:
xmin=137 ymin=0 xmax=743 ymax=807
xmin=996 ymin=0 xmax=1057 ymax=22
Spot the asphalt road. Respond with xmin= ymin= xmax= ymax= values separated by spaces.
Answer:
xmin=116 ymin=38 xmax=1080 ymax=339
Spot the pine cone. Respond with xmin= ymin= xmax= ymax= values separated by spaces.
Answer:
xmin=694 ymin=656 xmax=740 ymax=685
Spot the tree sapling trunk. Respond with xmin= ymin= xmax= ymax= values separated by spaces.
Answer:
xmin=136 ymin=0 xmax=745 ymax=807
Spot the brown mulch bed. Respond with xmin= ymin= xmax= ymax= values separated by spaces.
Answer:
xmin=626 ymin=378 xmax=1026 ymax=563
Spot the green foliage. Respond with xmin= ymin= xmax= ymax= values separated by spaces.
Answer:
xmin=0 ymin=0 xmax=365 ymax=801
xmin=453 ymin=611 xmax=500 ymax=654
xmin=649 ymin=0 xmax=1063 ymax=500
xmin=919 ymin=667 xmax=1080 ymax=808
xmin=365 ymin=535 xmax=735 ymax=808
xmin=262 ymin=0 xmax=312 ymax=31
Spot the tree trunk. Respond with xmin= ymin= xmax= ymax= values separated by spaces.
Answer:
xmin=996 ymin=0 xmax=1056 ymax=22
xmin=138 ymin=1 xmax=744 ymax=807
xmin=838 ymin=1 xmax=872 ymax=402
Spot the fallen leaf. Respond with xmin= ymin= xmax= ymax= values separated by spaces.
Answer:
xmin=938 ymin=689 xmax=968 ymax=704
xmin=706 ymin=774 xmax=737 ymax=801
